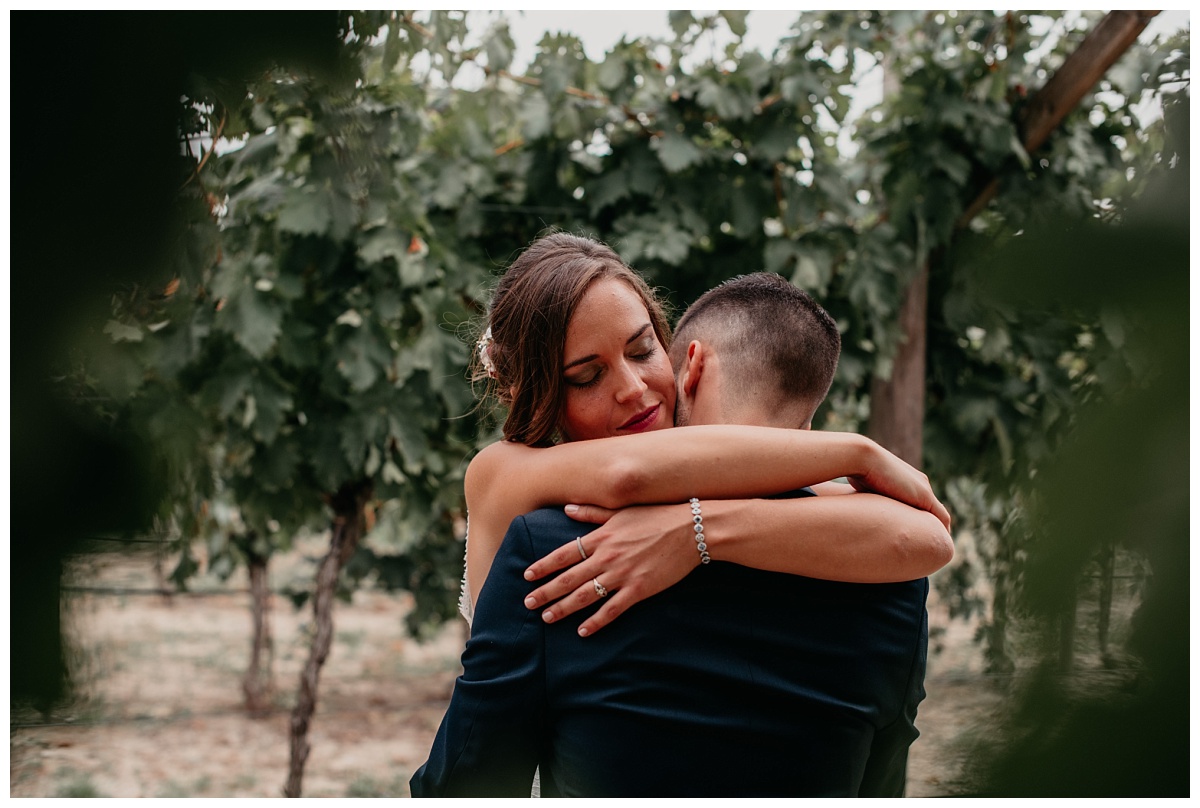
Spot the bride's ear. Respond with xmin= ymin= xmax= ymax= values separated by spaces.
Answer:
xmin=680 ymin=340 xmax=706 ymax=399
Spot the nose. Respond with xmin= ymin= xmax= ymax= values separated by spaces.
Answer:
xmin=613 ymin=359 xmax=648 ymax=404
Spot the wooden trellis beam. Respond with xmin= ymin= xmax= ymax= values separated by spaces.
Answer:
xmin=958 ymin=10 xmax=1161 ymax=227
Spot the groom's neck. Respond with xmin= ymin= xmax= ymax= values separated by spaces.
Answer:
xmin=717 ymin=401 xmax=811 ymax=431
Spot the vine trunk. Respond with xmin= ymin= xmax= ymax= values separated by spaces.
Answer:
xmin=242 ymin=550 xmax=274 ymax=716
xmin=283 ymin=481 xmax=372 ymax=798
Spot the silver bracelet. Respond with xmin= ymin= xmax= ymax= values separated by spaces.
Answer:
xmin=689 ymin=498 xmax=712 ymax=565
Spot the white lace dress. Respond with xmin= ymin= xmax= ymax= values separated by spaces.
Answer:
xmin=459 ymin=522 xmax=542 ymax=797
xmin=457 ymin=525 xmax=475 ymax=623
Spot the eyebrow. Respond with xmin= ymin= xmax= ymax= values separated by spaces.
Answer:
xmin=563 ymin=323 xmax=653 ymax=371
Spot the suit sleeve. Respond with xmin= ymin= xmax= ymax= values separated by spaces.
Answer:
xmin=858 ymin=581 xmax=929 ymax=797
xmin=410 ymin=516 xmax=546 ymax=797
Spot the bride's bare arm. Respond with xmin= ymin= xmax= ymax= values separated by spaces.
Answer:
xmin=522 ymin=494 xmax=953 ymax=636
xmin=473 ymin=426 xmax=944 ymax=516
xmin=464 ymin=426 xmax=948 ymax=604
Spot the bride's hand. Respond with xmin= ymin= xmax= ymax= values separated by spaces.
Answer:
xmin=521 ymin=503 xmax=699 ymax=636
xmin=851 ymin=442 xmax=952 ymax=531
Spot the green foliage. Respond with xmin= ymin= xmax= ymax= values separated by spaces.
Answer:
xmin=100 ymin=12 xmax=491 ymax=618
xmin=962 ymin=91 xmax=1188 ymax=794
xmin=89 ymin=12 xmax=1187 ymax=658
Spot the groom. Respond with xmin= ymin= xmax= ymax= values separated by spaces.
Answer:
xmin=411 ymin=273 xmax=934 ymax=797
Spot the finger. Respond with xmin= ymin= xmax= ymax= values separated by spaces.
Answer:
xmin=539 ymin=579 xmax=604 ymax=623
xmin=937 ymin=502 xmax=952 ymax=531
xmin=577 ymin=592 xmax=634 ymax=637
xmin=564 ymin=504 xmax=618 ymax=524
xmin=524 ymin=564 xmax=592 ymax=609
xmin=925 ymin=496 xmax=952 ymax=531
xmin=524 ymin=541 xmax=586 ymax=581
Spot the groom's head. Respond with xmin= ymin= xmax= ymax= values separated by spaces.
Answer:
xmin=670 ymin=273 xmax=840 ymax=430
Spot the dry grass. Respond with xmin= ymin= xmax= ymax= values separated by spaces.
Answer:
xmin=11 ymin=539 xmax=1026 ymax=798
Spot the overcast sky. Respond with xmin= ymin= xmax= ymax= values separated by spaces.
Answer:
xmin=493 ymin=9 xmax=797 ymax=66
xmin=484 ymin=9 xmax=1189 ymax=72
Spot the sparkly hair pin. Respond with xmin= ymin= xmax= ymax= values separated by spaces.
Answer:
xmin=477 ymin=327 xmax=498 ymax=379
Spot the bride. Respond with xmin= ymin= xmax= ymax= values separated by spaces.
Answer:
xmin=459 ymin=231 xmax=951 ymax=634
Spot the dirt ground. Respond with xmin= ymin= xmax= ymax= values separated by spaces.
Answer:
xmin=10 ymin=539 xmax=1007 ymax=798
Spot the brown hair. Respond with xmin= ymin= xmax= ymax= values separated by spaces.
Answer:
xmin=670 ymin=272 xmax=840 ymax=425
xmin=474 ymin=232 xmax=671 ymax=447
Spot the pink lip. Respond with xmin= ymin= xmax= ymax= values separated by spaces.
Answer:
xmin=619 ymin=405 xmax=660 ymax=433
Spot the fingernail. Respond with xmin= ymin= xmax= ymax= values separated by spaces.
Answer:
xmin=524 ymin=596 xmax=536 ymax=608
xmin=564 ymin=504 xmax=579 ymax=515
xmin=578 ymin=627 xmax=589 ymax=637
xmin=542 ymin=610 xmax=554 ymax=623
xmin=524 ymin=569 xmax=534 ymax=580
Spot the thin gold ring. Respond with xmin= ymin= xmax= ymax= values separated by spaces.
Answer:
xmin=576 ymin=536 xmax=588 ymax=561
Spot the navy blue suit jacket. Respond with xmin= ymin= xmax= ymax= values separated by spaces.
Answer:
xmin=411 ymin=499 xmax=928 ymax=797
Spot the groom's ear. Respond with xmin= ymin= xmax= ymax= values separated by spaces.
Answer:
xmin=679 ymin=340 xmax=706 ymax=400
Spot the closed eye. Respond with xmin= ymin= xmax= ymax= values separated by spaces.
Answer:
xmin=563 ymin=326 xmax=657 ymax=389
xmin=630 ymin=340 xmax=659 ymax=362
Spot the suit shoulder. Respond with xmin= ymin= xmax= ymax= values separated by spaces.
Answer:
xmin=507 ymin=507 xmax=582 ymax=556
xmin=514 ymin=506 xmax=578 ymax=534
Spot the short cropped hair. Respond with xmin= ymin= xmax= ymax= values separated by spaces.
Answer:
xmin=671 ymin=273 xmax=840 ymax=424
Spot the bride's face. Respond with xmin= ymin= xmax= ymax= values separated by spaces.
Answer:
xmin=558 ymin=277 xmax=675 ymax=442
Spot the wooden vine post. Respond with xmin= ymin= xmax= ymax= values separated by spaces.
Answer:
xmin=866 ymin=56 xmax=927 ymax=468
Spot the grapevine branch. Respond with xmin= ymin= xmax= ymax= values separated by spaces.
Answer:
xmin=179 ymin=109 xmax=228 ymax=192
xmin=400 ymin=13 xmax=433 ymax=40
xmin=492 ymin=68 xmax=608 ymax=102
